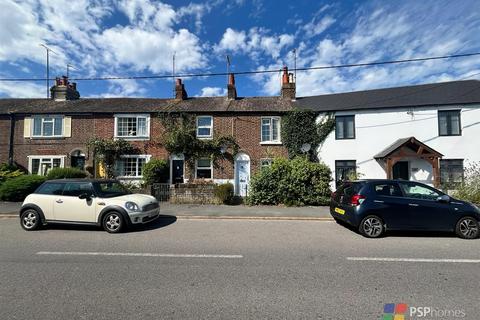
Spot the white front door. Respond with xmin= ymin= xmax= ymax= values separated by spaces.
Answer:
xmin=235 ymin=160 xmax=250 ymax=197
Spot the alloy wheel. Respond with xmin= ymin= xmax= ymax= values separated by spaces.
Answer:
xmin=23 ymin=211 xmax=37 ymax=229
xmin=105 ymin=214 xmax=121 ymax=232
xmin=362 ymin=217 xmax=383 ymax=237
xmin=459 ymin=218 xmax=479 ymax=239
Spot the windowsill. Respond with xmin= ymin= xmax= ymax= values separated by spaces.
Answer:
xmin=260 ymin=141 xmax=282 ymax=145
xmin=30 ymin=136 xmax=65 ymax=139
xmin=335 ymin=138 xmax=356 ymax=140
xmin=438 ymin=134 xmax=462 ymax=137
xmin=197 ymin=136 xmax=213 ymax=140
xmin=116 ymin=176 xmax=143 ymax=179
xmin=114 ymin=136 xmax=150 ymax=141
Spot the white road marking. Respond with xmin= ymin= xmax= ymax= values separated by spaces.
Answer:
xmin=37 ymin=251 xmax=243 ymax=259
xmin=347 ymin=257 xmax=480 ymax=263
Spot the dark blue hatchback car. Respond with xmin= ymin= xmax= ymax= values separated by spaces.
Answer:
xmin=330 ymin=180 xmax=480 ymax=239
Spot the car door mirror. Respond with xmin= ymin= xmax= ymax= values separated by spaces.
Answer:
xmin=78 ymin=193 xmax=91 ymax=200
xmin=436 ymin=195 xmax=450 ymax=203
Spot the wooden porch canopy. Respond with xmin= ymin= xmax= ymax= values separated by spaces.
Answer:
xmin=374 ymin=137 xmax=443 ymax=187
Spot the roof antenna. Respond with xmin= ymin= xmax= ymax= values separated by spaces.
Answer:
xmin=293 ymin=48 xmax=297 ymax=83
xmin=172 ymin=51 xmax=176 ymax=98
xmin=226 ymin=55 xmax=231 ymax=84
xmin=66 ymin=63 xmax=76 ymax=78
xmin=39 ymin=44 xmax=58 ymax=99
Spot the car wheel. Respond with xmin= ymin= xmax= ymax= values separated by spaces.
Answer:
xmin=102 ymin=212 xmax=124 ymax=233
xmin=20 ymin=209 xmax=41 ymax=231
xmin=455 ymin=217 xmax=479 ymax=239
xmin=359 ymin=215 xmax=385 ymax=238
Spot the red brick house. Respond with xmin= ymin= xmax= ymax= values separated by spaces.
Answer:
xmin=0 ymin=69 xmax=296 ymax=196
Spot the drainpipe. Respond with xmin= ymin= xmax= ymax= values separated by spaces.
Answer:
xmin=8 ymin=112 xmax=15 ymax=166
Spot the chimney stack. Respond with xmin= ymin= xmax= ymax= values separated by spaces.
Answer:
xmin=280 ymin=66 xmax=295 ymax=100
xmin=50 ymin=75 xmax=80 ymax=101
xmin=227 ymin=73 xmax=237 ymax=100
xmin=175 ymin=78 xmax=188 ymax=100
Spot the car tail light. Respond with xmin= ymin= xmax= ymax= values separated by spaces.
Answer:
xmin=350 ymin=194 xmax=366 ymax=206
xmin=331 ymin=191 xmax=337 ymax=199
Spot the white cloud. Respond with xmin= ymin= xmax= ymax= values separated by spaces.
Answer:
xmin=100 ymin=79 xmax=147 ymax=98
xmin=0 ymin=81 xmax=45 ymax=98
xmin=196 ymin=87 xmax=227 ymax=97
xmin=302 ymin=15 xmax=335 ymax=39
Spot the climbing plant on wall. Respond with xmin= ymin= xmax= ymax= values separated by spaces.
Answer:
xmin=281 ymin=109 xmax=335 ymax=161
xmin=87 ymin=138 xmax=138 ymax=178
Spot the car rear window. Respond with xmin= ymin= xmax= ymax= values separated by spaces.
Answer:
xmin=334 ymin=182 xmax=365 ymax=204
xmin=35 ymin=183 xmax=65 ymax=195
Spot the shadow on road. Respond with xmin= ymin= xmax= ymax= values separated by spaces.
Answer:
xmin=42 ymin=215 xmax=177 ymax=233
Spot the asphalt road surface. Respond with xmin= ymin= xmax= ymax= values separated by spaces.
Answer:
xmin=1 ymin=216 xmax=479 ymax=320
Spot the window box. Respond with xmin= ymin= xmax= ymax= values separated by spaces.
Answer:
xmin=114 ymin=114 xmax=150 ymax=140
xmin=196 ymin=116 xmax=213 ymax=139
xmin=261 ymin=117 xmax=281 ymax=144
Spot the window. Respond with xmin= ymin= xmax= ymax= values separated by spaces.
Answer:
xmin=35 ymin=183 xmax=65 ymax=195
xmin=335 ymin=160 xmax=356 ymax=187
xmin=399 ymin=182 xmax=440 ymax=201
xmin=260 ymin=158 xmax=273 ymax=168
xmin=196 ymin=158 xmax=212 ymax=179
xmin=261 ymin=117 xmax=281 ymax=143
xmin=196 ymin=116 xmax=213 ymax=138
xmin=63 ymin=183 xmax=94 ymax=197
xmin=29 ymin=156 xmax=64 ymax=176
xmin=373 ymin=183 xmax=403 ymax=197
xmin=115 ymin=155 xmax=150 ymax=177
xmin=115 ymin=114 xmax=149 ymax=139
xmin=440 ymin=159 xmax=464 ymax=186
xmin=335 ymin=115 xmax=355 ymax=139
xmin=32 ymin=116 xmax=63 ymax=137
xmin=438 ymin=110 xmax=461 ymax=136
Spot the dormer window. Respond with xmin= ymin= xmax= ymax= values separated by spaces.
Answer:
xmin=114 ymin=114 xmax=150 ymax=139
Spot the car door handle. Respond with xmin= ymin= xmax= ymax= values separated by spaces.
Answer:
xmin=373 ymin=200 xmax=384 ymax=203
xmin=408 ymin=203 xmax=419 ymax=207
xmin=56 ymin=199 xmax=63 ymax=204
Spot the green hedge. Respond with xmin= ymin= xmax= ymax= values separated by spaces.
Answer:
xmin=46 ymin=167 xmax=88 ymax=180
xmin=214 ymin=183 xmax=234 ymax=204
xmin=248 ymin=157 xmax=332 ymax=206
xmin=142 ymin=159 xmax=169 ymax=185
xmin=0 ymin=175 xmax=47 ymax=201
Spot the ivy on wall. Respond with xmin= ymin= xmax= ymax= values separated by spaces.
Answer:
xmin=158 ymin=113 xmax=239 ymax=175
xmin=281 ymin=109 xmax=335 ymax=161
xmin=87 ymin=138 xmax=138 ymax=178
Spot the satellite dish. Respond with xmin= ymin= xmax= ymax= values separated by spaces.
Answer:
xmin=300 ymin=143 xmax=311 ymax=153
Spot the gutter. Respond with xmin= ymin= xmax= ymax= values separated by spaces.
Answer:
xmin=8 ymin=112 xmax=15 ymax=166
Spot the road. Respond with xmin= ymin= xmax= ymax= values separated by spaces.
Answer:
xmin=1 ymin=216 xmax=479 ymax=319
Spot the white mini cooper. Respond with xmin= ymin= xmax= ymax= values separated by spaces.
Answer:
xmin=20 ymin=179 xmax=160 ymax=233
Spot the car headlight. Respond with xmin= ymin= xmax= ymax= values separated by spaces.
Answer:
xmin=125 ymin=201 xmax=140 ymax=212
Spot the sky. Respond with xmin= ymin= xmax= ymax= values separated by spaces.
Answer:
xmin=1 ymin=0 xmax=480 ymax=99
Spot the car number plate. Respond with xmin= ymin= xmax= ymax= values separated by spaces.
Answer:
xmin=334 ymin=207 xmax=345 ymax=215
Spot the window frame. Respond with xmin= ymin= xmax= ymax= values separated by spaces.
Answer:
xmin=260 ymin=116 xmax=281 ymax=144
xmin=335 ymin=160 xmax=357 ymax=188
xmin=335 ymin=115 xmax=355 ymax=140
xmin=195 ymin=158 xmax=213 ymax=180
xmin=32 ymin=115 xmax=64 ymax=138
xmin=438 ymin=110 xmax=461 ymax=136
xmin=440 ymin=159 xmax=464 ymax=186
xmin=260 ymin=158 xmax=273 ymax=168
xmin=28 ymin=155 xmax=65 ymax=176
xmin=196 ymin=116 xmax=213 ymax=139
xmin=114 ymin=114 xmax=150 ymax=140
xmin=115 ymin=155 xmax=151 ymax=178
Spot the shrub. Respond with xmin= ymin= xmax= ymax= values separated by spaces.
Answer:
xmin=0 ymin=164 xmax=25 ymax=185
xmin=142 ymin=159 xmax=169 ymax=185
xmin=46 ymin=167 xmax=88 ymax=180
xmin=214 ymin=183 xmax=234 ymax=204
xmin=452 ymin=162 xmax=480 ymax=204
xmin=0 ymin=175 xmax=46 ymax=201
xmin=248 ymin=157 xmax=332 ymax=206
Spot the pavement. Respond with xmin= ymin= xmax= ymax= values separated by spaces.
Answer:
xmin=0 ymin=201 xmax=331 ymax=220
xmin=1 ymin=218 xmax=479 ymax=319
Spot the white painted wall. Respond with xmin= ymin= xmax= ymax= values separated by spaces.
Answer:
xmin=317 ymin=104 xmax=480 ymax=188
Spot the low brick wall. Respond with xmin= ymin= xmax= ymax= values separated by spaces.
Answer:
xmin=170 ymin=183 xmax=217 ymax=204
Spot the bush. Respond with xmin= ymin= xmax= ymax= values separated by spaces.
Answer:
xmin=214 ymin=183 xmax=234 ymax=204
xmin=0 ymin=175 xmax=46 ymax=201
xmin=0 ymin=164 xmax=25 ymax=185
xmin=142 ymin=159 xmax=169 ymax=185
xmin=46 ymin=167 xmax=88 ymax=180
xmin=248 ymin=157 xmax=332 ymax=206
xmin=452 ymin=162 xmax=480 ymax=204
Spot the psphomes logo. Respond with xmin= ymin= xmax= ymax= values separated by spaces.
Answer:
xmin=383 ymin=303 xmax=466 ymax=319
xmin=383 ymin=303 xmax=408 ymax=320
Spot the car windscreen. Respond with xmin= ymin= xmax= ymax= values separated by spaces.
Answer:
xmin=93 ymin=181 xmax=131 ymax=198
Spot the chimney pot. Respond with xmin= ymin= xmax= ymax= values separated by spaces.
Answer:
xmin=281 ymin=66 xmax=295 ymax=100
xmin=50 ymin=75 xmax=80 ymax=101
xmin=175 ymin=78 xmax=188 ymax=100
xmin=227 ymin=73 xmax=237 ymax=100
xmin=282 ymin=66 xmax=289 ymax=84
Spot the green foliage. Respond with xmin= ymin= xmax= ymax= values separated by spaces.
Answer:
xmin=214 ymin=183 xmax=234 ymax=204
xmin=0 ymin=175 xmax=46 ymax=201
xmin=248 ymin=157 xmax=332 ymax=206
xmin=158 ymin=113 xmax=239 ymax=174
xmin=142 ymin=159 xmax=169 ymax=185
xmin=0 ymin=163 xmax=24 ymax=185
xmin=46 ymin=167 xmax=88 ymax=180
xmin=87 ymin=138 xmax=138 ymax=178
xmin=281 ymin=109 xmax=335 ymax=161
xmin=451 ymin=162 xmax=480 ymax=204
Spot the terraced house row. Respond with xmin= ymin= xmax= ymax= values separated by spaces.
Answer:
xmin=1 ymin=67 xmax=480 ymax=194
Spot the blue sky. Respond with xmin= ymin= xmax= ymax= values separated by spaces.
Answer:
xmin=1 ymin=0 xmax=480 ymax=99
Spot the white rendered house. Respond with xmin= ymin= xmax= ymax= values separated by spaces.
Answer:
xmin=295 ymin=80 xmax=480 ymax=189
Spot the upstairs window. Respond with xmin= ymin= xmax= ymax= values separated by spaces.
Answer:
xmin=32 ymin=116 xmax=63 ymax=137
xmin=115 ymin=114 xmax=149 ymax=139
xmin=335 ymin=115 xmax=355 ymax=139
xmin=261 ymin=117 xmax=281 ymax=143
xmin=196 ymin=116 xmax=213 ymax=138
xmin=440 ymin=159 xmax=464 ymax=186
xmin=438 ymin=110 xmax=461 ymax=136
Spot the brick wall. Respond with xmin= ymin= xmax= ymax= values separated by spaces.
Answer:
xmin=0 ymin=115 xmax=11 ymax=164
